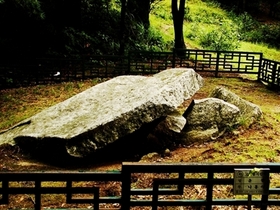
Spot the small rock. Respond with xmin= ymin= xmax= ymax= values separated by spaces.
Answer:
xmin=163 ymin=148 xmax=171 ymax=156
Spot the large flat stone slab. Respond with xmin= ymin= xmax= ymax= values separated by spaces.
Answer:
xmin=0 ymin=68 xmax=203 ymax=157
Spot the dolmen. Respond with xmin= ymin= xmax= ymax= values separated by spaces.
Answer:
xmin=0 ymin=68 xmax=204 ymax=159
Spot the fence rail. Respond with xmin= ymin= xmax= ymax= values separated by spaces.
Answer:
xmin=1 ymin=163 xmax=280 ymax=209
xmin=0 ymin=49 xmax=279 ymax=90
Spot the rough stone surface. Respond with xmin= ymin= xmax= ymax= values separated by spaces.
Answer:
xmin=156 ymin=112 xmax=186 ymax=133
xmin=210 ymin=86 xmax=262 ymax=125
xmin=0 ymin=68 xmax=203 ymax=158
xmin=180 ymin=98 xmax=240 ymax=144
xmin=160 ymin=113 xmax=187 ymax=133
xmin=146 ymin=112 xmax=187 ymax=152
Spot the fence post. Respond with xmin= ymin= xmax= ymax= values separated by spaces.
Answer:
xmin=260 ymin=194 xmax=269 ymax=210
xmin=152 ymin=181 xmax=159 ymax=210
xmin=258 ymin=53 xmax=263 ymax=81
xmin=271 ymin=62 xmax=277 ymax=89
xmin=34 ymin=180 xmax=41 ymax=210
xmin=215 ymin=51 xmax=220 ymax=77
xmin=1 ymin=180 xmax=8 ymax=204
xmin=172 ymin=49 xmax=176 ymax=68
xmin=206 ymin=172 xmax=214 ymax=210
xmin=121 ymin=163 xmax=131 ymax=210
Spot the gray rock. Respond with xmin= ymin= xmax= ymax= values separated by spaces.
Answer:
xmin=181 ymin=98 xmax=240 ymax=144
xmin=146 ymin=112 xmax=187 ymax=152
xmin=183 ymin=128 xmax=221 ymax=144
xmin=161 ymin=113 xmax=187 ymax=133
xmin=0 ymin=68 xmax=203 ymax=158
xmin=210 ymin=86 xmax=262 ymax=125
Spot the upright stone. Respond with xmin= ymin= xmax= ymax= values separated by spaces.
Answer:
xmin=210 ymin=86 xmax=262 ymax=125
xmin=181 ymin=98 xmax=240 ymax=144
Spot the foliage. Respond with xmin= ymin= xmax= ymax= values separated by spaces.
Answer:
xmin=59 ymin=0 xmax=122 ymax=56
xmin=184 ymin=0 xmax=241 ymax=51
xmin=0 ymin=0 xmax=123 ymax=58
xmin=125 ymin=23 xmax=165 ymax=52
xmin=199 ymin=22 xmax=240 ymax=51
xmin=185 ymin=5 xmax=225 ymax=24
xmin=201 ymin=0 xmax=221 ymax=8
xmin=150 ymin=0 xmax=174 ymax=50
xmin=228 ymin=11 xmax=280 ymax=49
xmin=214 ymin=0 xmax=262 ymax=12
xmin=4 ymin=0 xmax=45 ymax=19
xmin=0 ymin=0 xmax=46 ymax=59
xmin=229 ymin=12 xmax=259 ymax=40
xmin=250 ymin=24 xmax=280 ymax=48
xmin=1 ymin=0 xmax=280 ymax=60
xmin=152 ymin=3 xmax=173 ymax=20
xmin=239 ymin=42 xmax=280 ymax=61
xmin=181 ymin=0 xmax=280 ymax=56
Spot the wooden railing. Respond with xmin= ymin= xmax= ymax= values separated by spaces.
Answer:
xmin=1 ymin=163 xmax=280 ymax=210
xmin=0 ymin=49 xmax=279 ymax=90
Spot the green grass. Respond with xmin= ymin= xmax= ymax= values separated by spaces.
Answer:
xmin=150 ymin=0 xmax=280 ymax=61
xmin=0 ymin=80 xmax=101 ymax=131
xmin=240 ymin=42 xmax=280 ymax=61
xmin=185 ymin=77 xmax=280 ymax=165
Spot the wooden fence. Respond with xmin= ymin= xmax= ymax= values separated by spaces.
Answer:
xmin=0 ymin=49 xmax=279 ymax=90
xmin=1 ymin=163 xmax=280 ymax=209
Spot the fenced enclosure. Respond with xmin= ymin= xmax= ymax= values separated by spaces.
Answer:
xmin=1 ymin=163 xmax=280 ymax=210
xmin=0 ymin=49 xmax=279 ymax=90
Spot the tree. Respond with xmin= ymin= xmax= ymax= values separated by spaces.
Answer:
xmin=172 ymin=0 xmax=186 ymax=53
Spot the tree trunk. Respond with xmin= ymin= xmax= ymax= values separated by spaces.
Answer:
xmin=172 ymin=0 xmax=186 ymax=55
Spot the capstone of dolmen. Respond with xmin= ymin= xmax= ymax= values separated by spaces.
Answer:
xmin=0 ymin=68 xmax=203 ymax=158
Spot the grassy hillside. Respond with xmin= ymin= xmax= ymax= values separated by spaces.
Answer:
xmin=150 ymin=0 xmax=280 ymax=61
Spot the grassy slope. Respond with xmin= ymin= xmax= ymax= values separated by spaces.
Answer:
xmin=150 ymin=0 xmax=280 ymax=61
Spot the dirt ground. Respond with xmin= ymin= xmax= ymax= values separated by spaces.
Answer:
xmin=0 ymin=89 xmax=211 ymax=172
xmin=0 ymin=76 xmax=279 ymax=209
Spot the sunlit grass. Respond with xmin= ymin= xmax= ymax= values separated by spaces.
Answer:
xmin=150 ymin=0 xmax=280 ymax=61
xmin=0 ymin=80 xmax=102 ymax=131
xmin=240 ymin=42 xmax=280 ymax=61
